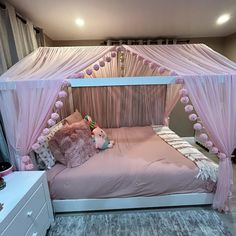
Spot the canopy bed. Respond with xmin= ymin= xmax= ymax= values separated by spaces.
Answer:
xmin=0 ymin=44 xmax=235 ymax=213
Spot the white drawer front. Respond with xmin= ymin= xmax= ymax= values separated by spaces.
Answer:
xmin=25 ymin=204 xmax=50 ymax=236
xmin=2 ymin=184 xmax=46 ymax=236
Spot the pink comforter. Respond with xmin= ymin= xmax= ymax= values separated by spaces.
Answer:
xmin=47 ymin=126 xmax=215 ymax=199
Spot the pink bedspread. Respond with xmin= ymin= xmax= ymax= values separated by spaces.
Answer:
xmin=47 ymin=126 xmax=215 ymax=199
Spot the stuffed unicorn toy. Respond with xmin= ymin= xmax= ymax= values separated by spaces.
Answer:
xmin=92 ymin=127 xmax=114 ymax=150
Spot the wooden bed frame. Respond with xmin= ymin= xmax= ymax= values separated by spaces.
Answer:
xmin=52 ymin=192 xmax=214 ymax=213
xmin=50 ymin=77 xmax=215 ymax=213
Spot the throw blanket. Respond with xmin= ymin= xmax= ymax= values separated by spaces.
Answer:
xmin=153 ymin=126 xmax=218 ymax=183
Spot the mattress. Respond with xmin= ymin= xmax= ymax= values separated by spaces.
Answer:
xmin=47 ymin=126 xmax=216 ymax=199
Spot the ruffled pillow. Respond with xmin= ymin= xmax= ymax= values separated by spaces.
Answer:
xmin=49 ymin=120 xmax=96 ymax=168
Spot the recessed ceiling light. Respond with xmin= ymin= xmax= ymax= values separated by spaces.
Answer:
xmin=75 ymin=18 xmax=85 ymax=27
xmin=216 ymin=14 xmax=230 ymax=25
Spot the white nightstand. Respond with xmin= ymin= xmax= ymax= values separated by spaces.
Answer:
xmin=0 ymin=171 xmax=54 ymax=236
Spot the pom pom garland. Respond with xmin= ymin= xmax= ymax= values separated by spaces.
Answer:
xmin=170 ymin=71 xmax=178 ymax=76
xmin=38 ymin=135 xmax=46 ymax=143
xmin=32 ymin=143 xmax=40 ymax=150
xmin=205 ymin=141 xmax=213 ymax=148
xmin=218 ymin=152 xmax=227 ymax=160
xmin=189 ymin=113 xmax=198 ymax=121
xmin=184 ymin=105 xmax=194 ymax=113
xmin=179 ymin=88 xmax=188 ymax=96
xmin=149 ymin=63 xmax=157 ymax=70
xmin=99 ymin=61 xmax=105 ymax=67
xmin=193 ymin=123 xmax=202 ymax=130
xmin=175 ymin=77 xmax=184 ymax=84
xmin=55 ymin=101 xmax=63 ymax=109
xmin=199 ymin=133 xmax=208 ymax=142
xmin=105 ymin=56 xmax=111 ymax=63
xmin=211 ymin=147 xmax=219 ymax=154
xmin=22 ymin=155 xmax=30 ymax=162
xmin=62 ymin=80 xmax=70 ymax=87
xmin=51 ymin=112 xmax=60 ymax=121
xmin=25 ymin=164 xmax=34 ymax=170
xmin=86 ymin=68 xmax=93 ymax=76
xmin=180 ymin=96 xmax=189 ymax=104
xmin=93 ymin=64 xmax=100 ymax=71
xmin=143 ymin=59 xmax=150 ymax=65
xmin=47 ymin=119 xmax=56 ymax=127
xmin=158 ymin=67 xmax=165 ymax=74
xmin=42 ymin=128 xmax=50 ymax=135
xmin=137 ymin=56 xmax=144 ymax=61
xmin=58 ymin=91 xmax=67 ymax=98
xmin=76 ymin=72 xmax=84 ymax=78
xmin=111 ymin=52 xmax=117 ymax=58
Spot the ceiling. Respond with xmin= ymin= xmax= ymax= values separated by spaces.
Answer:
xmin=8 ymin=0 xmax=236 ymax=40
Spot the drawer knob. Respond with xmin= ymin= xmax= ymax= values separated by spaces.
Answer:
xmin=32 ymin=233 xmax=38 ymax=236
xmin=27 ymin=211 xmax=33 ymax=217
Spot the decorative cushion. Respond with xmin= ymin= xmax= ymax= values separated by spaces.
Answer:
xmin=49 ymin=120 xmax=96 ymax=168
xmin=64 ymin=110 xmax=83 ymax=125
xmin=34 ymin=141 xmax=55 ymax=169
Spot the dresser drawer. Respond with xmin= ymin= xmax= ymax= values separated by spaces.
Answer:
xmin=25 ymin=204 xmax=50 ymax=236
xmin=2 ymin=184 xmax=46 ymax=236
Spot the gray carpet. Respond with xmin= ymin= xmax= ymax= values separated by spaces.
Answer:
xmin=47 ymin=209 xmax=232 ymax=236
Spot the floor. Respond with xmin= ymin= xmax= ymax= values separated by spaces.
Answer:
xmin=55 ymin=137 xmax=236 ymax=235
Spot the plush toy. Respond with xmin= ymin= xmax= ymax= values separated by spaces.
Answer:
xmin=92 ymin=127 xmax=114 ymax=150
xmin=84 ymin=115 xmax=97 ymax=131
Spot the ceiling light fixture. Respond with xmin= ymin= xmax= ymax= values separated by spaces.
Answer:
xmin=216 ymin=14 xmax=230 ymax=25
xmin=75 ymin=18 xmax=85 ymax=27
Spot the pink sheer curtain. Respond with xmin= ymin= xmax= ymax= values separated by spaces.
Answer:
xmin=184 ymin=75 xmax=236 ymax=211
xmin=0 ymin=46 xmax=115 ymax=168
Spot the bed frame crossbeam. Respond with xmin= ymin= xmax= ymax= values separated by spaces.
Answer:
xmin=52 ymin=193 xmax=214 ymax=213
xmin=69 ymin=76 xmax=176 ymax=88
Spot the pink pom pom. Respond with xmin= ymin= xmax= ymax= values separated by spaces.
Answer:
xmin=193 ymin=123 xmax=202 ymax=130
xmin=22 ymin=155 xmax=30 ymax=163
xmin=143 ymin=59 xmax=150 ymax=65
xmin=189 ymin=113 xmax=198 ymax=121
xmin=111 ymin=52 xmax=117 ymax=58
xmin=137 ymin=56 xmax=144 ymax=61
xmin=158 ymin=67 xmax=165 ymax=74
xmin=86 ymin=68 xmax=93 ymax=76
xmin=32 ymin=143 xmax=40 ymax=151
xmin=25 ymin=163 xmax=34 ymax=170
xmin=116 ymin=46 xmax=122 ymax=51
xmin=180 ymin=96 xmax=189 ymax=104
xmin=62 ymin=80 xmax=70 ymax=87
xmin=218 ymin=152 xmax=227 ymax=160
xmin=205 ymin=141 xmax=213 ymax=148
xmin=93 ymin=64 xmax=100 ymax=71
xmin=38 ymin=135 xmax=46 ymax=143
xmin=105 ymin=56 xmax=111 ymax=63
xmin=199 ymin=133 xmax=208 ymax=142
xmin=211 ymin=147 xmax=219 ymax=154
xmin=42 ymin=128 xmax=50 ymax=135
xmin=47 ymin=119 xmax=56 ymax=127
xmin=149 ymin=63 xmax=157 ymax=70
xmin=131 ymin=52 xmax=137 ymax=57
xmin=99 ymin=61 xmax=105 ymax=67
xmin=55 ymin=101 xmax=63 ymax=109
xmin=51 ymin=113 xmax=60 ymax=121
xmin=58 ymin=91 xmax=67 ymax=98
xmin=179 ymin=88 xmax=188 ymax=96
xmin=176 ymin=77 xmax=184 ymax=84
xmin=75 ymin=72 xmax=84 ymax=78
xmin=184 ymin=105 xmax=193 ymax=113
xmin=170 ymin=71 xmax=178 ymax=76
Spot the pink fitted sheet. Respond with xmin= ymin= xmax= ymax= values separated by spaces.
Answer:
xmin=47 ymin=126 xmax=215 ymax=199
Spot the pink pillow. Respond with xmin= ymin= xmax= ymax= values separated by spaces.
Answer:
xmin=49 ymin=120 xmax=96 ymax=167
xmin=64 ymin=110 xmax=83 ymax=125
